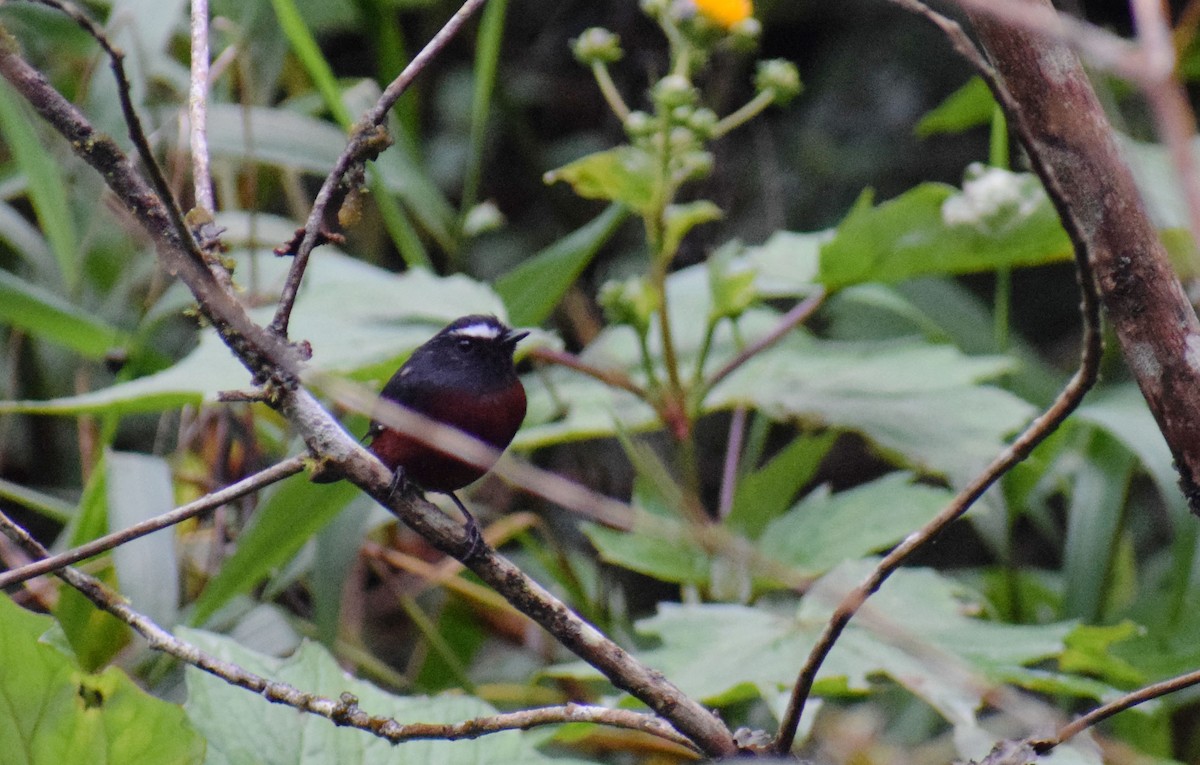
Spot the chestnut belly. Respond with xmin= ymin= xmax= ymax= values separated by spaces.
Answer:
xmin=368 ymin=384 xmax=526 ymax=493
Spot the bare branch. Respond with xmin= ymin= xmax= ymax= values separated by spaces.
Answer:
xmin=268 ymin=0 xmax=492 ymax=338
xmin=189 ymin=0 xmax=215 ymax=212
xmin=703 ymin=287 xmax=826 ymax=394
xmin=773 ymin=3 xmax=1106 ymax=752
xmin=1034 ymin=666 xmax=1200 ymax=753
xmin=0 ymin=456 xmax=306 ymax=589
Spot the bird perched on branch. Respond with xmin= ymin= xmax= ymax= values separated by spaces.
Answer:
xmin=314 ymin=315 xmax=528 ymax=551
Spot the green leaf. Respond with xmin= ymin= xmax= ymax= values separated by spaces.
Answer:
xmin=54 ymin=459 xmax=132 ymax=672
xmin=915 ymin=77 xmax=995 ymax=137
xmin=496 ymin=204 xmax=630 ymax=326
xmin=1077 ymin=384 xmax=1190 ymax=526
xmin=1061 ymin=430 xmax=1134 ymax=622
xmin=709 ymin=335 xmax=1034 ymax=488
xmin=819 ymin=166 xmax=1072 ymax=288
xmin=727 ymin=431 xmax=836 ymax=538
xmin=106 ymin=451 xmax=180 ymax=629
xmin=0 ymin=269 xmax=127 ymax=359
xmin=0 ymin=594 xmax=204 ymax=765
xmin=740 ymin=230 xmax=821 ymax=298
xmin=584 ymin=517 xmax=715 ymax=587
xmin=1060 ymin=622 xmax=1145 ymax=688
xmin=552 ymin=563 xmax=1080 ymax=728
xmin=189 ymin=474 xmax=360 ymax=627
xmin=0 ymin=80 xmax=78 ymax=288
xmin=663 ymin=200 xmax=722 ymax=260
xmin=180 ymin=628 xmax=585 ymax=764
xmin=759 ymin=473 xmax=953 ymax=577
xmin=544 ymin=146 xmax=656 ymax=212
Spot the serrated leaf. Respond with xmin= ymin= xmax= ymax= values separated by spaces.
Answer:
xmin=0 ymin=594 xmax=204 ymax=765
xmin=727 ymin=431 xmax=836 ymax=538
xmin=544 ymin=146 xmax=656 ymax=212
xmin=760 ymin=473 xmax=953 ymax=576
xmin=181 ymin=628 xmax=585 ymax=764
xmin=819 ymin=166 xmax=1072 ymax=288
xmin=584 ymin=518 xmax=714 ymax=586
xmin=709 ymin=335 xmax=1034 ymax=488
xmin=552 ymin=563 xmax=1078 ymax=730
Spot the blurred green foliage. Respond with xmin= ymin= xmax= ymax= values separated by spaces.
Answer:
xmin=0 ymin=1 xmax=1197 ymax=763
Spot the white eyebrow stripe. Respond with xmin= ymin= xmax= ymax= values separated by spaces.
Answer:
xmin=449 ymin=322 xmax=502 ymax=339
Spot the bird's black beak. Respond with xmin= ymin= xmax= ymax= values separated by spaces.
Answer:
xmin=503 ymin=328 xmax=530 ymax=348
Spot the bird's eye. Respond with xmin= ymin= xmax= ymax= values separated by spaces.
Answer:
xmin=456 ymin=338 xmax=473 ymax=352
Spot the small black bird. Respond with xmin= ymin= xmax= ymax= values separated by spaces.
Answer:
xmin=317 ymin=315 xmax=528 ymax=545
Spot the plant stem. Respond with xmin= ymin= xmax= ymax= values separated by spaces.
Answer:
xmin=592 ymin=61 xmax=631 ymax=121
xmin=712 ymin=90 xmax=774 ymax=139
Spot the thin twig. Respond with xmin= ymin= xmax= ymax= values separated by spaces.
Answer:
xmin=717 ymin=406 xmax=747 ymax=520
xmin=0 ymin=457 xmax=305 ymax=589
xmin=528 ymin=346 xmax=648 ymax=398
xmin=773 ymin=4 xmax=1105 ymax=753
xmin=703 ymin=287 xmax=826 ymax=394
xmin=189 ymin=0 xmax=215 ymax=212
xmin=268 ymin=0 xmax=492 ymax=338
xmin=1034 ymin=667 xmax=1200 ymax=753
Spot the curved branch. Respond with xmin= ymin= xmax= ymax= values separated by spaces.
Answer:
xmin=0 ymin=457 xmax=306 ymax=589
xmin=774 ymin=3 xmax=1107 ymax=753
xmin=268 ymin=0 xmax=492 ymax=337
xmin=0 ymin=507 xmax=695 ymax=752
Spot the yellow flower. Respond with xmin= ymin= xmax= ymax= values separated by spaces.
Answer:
xmin=692 ymin=0 xmax=753 ymax=29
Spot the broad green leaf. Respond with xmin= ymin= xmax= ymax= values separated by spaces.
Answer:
xmin=496 ymin=204 xmax=630 ymax=326
xmin=740 ymin=230 xmax=821 ymax=297
xmin=1060 ymin=622 xmax=1145 ymax=688
xmin=106 ymin=451 xmax=180 ymax=629
xmin=584 ymin=517 xmax=715 ymax=587
xmin=181 ymin=628 xmax=588 ymax=764
xmin=759 ymin=473 xmax=952 ymax=577
xmin=819 ymin=166 xmax=1072 ymax=288
xmin=0 ymin=82 xmax=77 ymax=287
xmin=0 ymin=269 xmax=127 ymax=359
xmin=0 ymin=594 xmax=204 ymax=765
xmin=708 ymin=335 xmax=1034 ymax=488
xmin=189 ymin=475 xmax=360 ymax=627
xmin=544 ymin=146 xmax=656 ymax=212
xmin=915 ymin=76 xmax=995 ymax=137
xmin=555 ymin=563 xmax=1078 ymax=728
